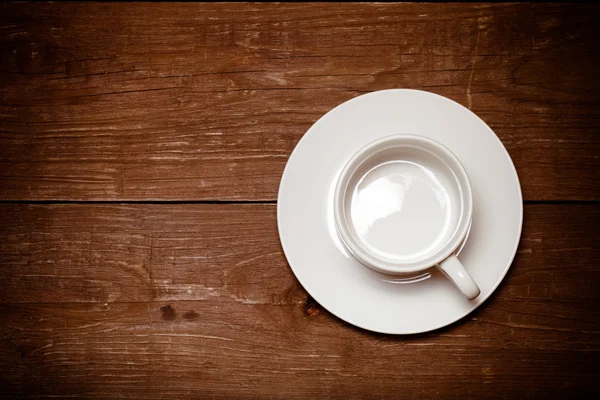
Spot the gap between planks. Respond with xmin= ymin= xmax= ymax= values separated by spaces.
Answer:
xmin=0 ymin=200 xmax=598 ymax=205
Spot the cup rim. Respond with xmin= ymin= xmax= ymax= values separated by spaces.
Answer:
xmin=333 ymin=134 xmax=473 ymax=274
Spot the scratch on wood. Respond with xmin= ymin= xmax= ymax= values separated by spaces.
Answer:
xmin=235 ymin=251 xmax=280 ymax=267
xmin=467 ymin=26 xmax=481 ymax=110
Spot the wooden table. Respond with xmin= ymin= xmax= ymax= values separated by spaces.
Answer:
xmin=1 ymin=3 xmax=598 ymax=398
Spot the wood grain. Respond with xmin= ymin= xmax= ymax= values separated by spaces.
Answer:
xmin=0 ymin=203 xmax=598 ymax=398
xmin=1 ymin=3 xmax=599 ymax=399
xmin=1 ymin=3 xmax=599 ymax=201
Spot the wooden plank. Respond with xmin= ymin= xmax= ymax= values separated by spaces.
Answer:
xmin=1 ymin=3 xmax=598 ymax=201
xmin=0 ymin=203 xmax=598 ymax=398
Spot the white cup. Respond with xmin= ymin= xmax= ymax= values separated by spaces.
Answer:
xmin=334 ymin=135 xmax=480 ymax=300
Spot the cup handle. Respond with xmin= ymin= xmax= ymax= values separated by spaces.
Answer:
xmin=437 ymin=255 xmax=480 ymax=300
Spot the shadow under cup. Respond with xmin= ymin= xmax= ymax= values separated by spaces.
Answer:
xmin=334 ymin=135 xmax=472 ymax=275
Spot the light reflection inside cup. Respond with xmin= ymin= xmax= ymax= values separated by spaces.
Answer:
xmin=350 ymin=160 xmax=452 ymax=263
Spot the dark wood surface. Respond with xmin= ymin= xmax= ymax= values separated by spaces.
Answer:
xmin=0 ymin=204 xmax=598 ymax=399
xmin=1 ymin=3 xmax=599 ymax=201
xmin=0 ymin=3 xmax=598 ymax=399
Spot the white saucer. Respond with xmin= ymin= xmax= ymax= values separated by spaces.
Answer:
xmin=277 ymin=89 xmax=523 ymax=334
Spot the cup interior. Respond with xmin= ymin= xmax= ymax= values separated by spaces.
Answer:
xmin=335 ymin=135 xmax=472 ymax=273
